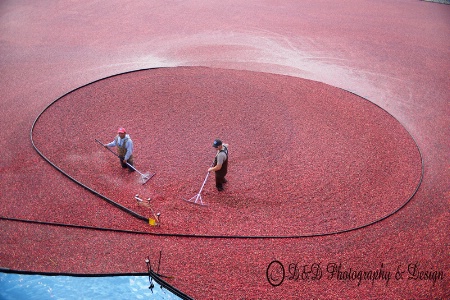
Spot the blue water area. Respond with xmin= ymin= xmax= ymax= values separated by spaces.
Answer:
xmin=0 ymin=272 xmax=181 ymax=300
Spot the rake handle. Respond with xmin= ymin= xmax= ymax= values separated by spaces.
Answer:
xmin=95 ymin=138 xmax=120 ymax=158
xmin=197 ymin=171 xmax=210 ymax=195
xmin=196 ymin=158 xmax=216 ymax=194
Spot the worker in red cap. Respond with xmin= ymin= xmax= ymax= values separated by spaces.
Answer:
xmin=104 ymin=127 xmax=134 ymax=171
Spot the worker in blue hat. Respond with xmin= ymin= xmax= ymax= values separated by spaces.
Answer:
xmin=208 ymin=139 xmax=229 ymax=191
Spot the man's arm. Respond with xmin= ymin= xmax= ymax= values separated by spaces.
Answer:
xmin=104 ymin=140 xmax=116 ymax=148
xmin=208 ymin=164 xmax=222 ymax=172
xmin=208 ymin=152 xmax=225 ymax=172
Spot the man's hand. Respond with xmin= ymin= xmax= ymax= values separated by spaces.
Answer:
xmin=208 ymin=164 xmax=221 ymax=172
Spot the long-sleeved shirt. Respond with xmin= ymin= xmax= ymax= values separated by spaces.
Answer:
xmin=106 ymin=134 xmax=133 ymax=160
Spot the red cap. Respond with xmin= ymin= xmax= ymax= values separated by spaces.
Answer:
xmin=117 ymin=127 xmax=126 ymax=133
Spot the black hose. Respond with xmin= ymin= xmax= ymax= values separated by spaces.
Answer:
xmin=4 ymin=67 xmax=424 ymax=300
xmin=25 ymin=67 xmax=424 ymax=240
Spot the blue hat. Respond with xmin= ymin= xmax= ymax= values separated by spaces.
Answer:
xmin=213 ymin=139 xmax=222 ymax=148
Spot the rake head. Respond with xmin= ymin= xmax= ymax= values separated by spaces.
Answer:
xmin=183 ymin=193 xmax=207 ymax=206
xmin=140 ymin=173 xmax=152 ymax=185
